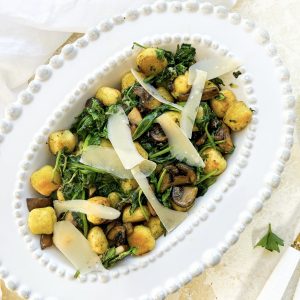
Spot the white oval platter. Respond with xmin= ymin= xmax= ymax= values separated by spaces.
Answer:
xmin=0 ymin=1 xmax=296 ymax=300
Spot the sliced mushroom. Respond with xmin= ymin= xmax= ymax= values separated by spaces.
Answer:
xmin=107 ymin=225 xmax=127 ymax=247
xmin=150 ymin=124 xmax=167 ymax=143
xmin=124 ymin=222 xmax=134 ymax=236
xmin=172 ymin=175 xmax=190 ymax=186
xmin=164 ymin=165 xmax=179 ymax=176
xmin=158 ymin=171 xmax=172 ymax=193
xmin=201 ymin=81 xmax=219 ymax=101
xmin=213 ymin=122 xmax=234 ymax=153
xmin=40 ymin=234 xmax=53 ymax=250
xmin=26 ymin=198 xmax=53 ymax=212
xmin=172 ymin=186 xmax=198 ymax=208
xmin=176 ymin=163 xmax=197 ymax=184
xmin=133 ymin=86 xmax=161 ymax=110
xmin=196 ymin=133 xmax=207 ymax=146
xmin=158 ymin=163 xmax=197 ymax=192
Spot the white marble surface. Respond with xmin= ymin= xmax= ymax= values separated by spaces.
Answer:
xmin=1 ymin=0 xmax=300 ymax=299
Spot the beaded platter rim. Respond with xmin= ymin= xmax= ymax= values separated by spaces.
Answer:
xmin=0 ymin=1 xmax=296 ymax=300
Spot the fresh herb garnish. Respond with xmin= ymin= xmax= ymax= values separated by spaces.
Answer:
xmin=151 ymin=44 xmax=196 ymax=85
xmin=233 ymin=70 xmax=242 ymax=78
xmin=213 ymin=93 xmax=225 ymax=101
xmin=132 ymin=42 xmax=146 ymax=49
xmin=74 ymin=270 xmax=80 ymax=278
xmin=101 ymin=247 xmax=137 ymax=268
xmin=156 ymin=48 xmax=165 ymax=60
xmin=210 ymin=78 xmax=225 ymax=90
xmin=71 ymin=98 xmax=106 ymax=145
xmin=255 ymin=224 xmax=284 ymax=252
xmin=132 ymin=105 xmax=174 ymax=140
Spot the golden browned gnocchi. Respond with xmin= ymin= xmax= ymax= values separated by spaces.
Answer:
xmin=171 ymin=71 xmax=191 ymax=101
xmin=30 ymin=165 xmax=61 ymax=196
xmin=28 ymin=207 xmax=57 ymax=235
xmin=210 ymin=89 xmax=237 ymax=118
xmin=120 ymin=179 xmax=139 ymax=193
xmin=122 ymin=206 xmax=150 ymax=223
xmin=224 ymin=101 xmax=253 ymax=131
xmin=127 ymin=225 xmax=155 ymax=255
xmin=48 ymin=130 xmax=77 ymax=155
xmin=136 ymin=48 xmax=168 ymax=76
xmin=87 ymin=196 xmax=111 ymax=225
xmin=145 ymin=217 xmax=165 ymax=239
xmin=87 ymin=226 xmax=109 ymax=255
xmin=96 ymin=86 xmax=121 ymax=106
xmin=201 ymin=148 xmax=227 ymax=175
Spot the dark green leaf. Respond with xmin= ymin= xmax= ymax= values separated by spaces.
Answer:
xmin=101 ymin=247 xmax=137 ymax=268
xmin=233 ymin=71 xmax=242 ymax=78
xmin=255 ymin=224 xmax=284 ymax=252
xmin=210 ymin=78 xmax=225 ymax=90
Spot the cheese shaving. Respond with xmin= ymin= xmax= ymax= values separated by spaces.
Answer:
xmin=156 ymin=113 xmax=205 ymax=167
xmin=131 ymin=166 xmax=187 ymax=232
xmin=131 ymin=68 xmax=183 ymax=111
xmin=53 ymin=221 xmax=103 ymax=273
xmin=80 ymin=145 xmax=133 ymax=179
xmin=53 ymin=200 xmax=120 ymax=220
xmin=107 ymin=106 xmax=156 ymax=175
xmin=188 ymin=56 xmax=241 ymax=84
xmin=180 ymin=70 xmax=207 ymax=138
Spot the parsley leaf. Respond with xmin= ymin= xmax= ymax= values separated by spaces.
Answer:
xmin=255 ymin=224 xmax=284 ymax=252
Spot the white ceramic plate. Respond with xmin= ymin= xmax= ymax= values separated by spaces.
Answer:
xmin=0 ymin=2 xmax=296 ymax=300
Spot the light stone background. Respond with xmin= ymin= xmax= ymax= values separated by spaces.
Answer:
xmin=1 ymin=0 xmax=300 ymax=299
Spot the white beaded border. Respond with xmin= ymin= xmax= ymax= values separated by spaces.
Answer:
xmin=0 ymin=1 xmax=295 ymax=299
xmin=13 ymin=32 xmax=257 ymax=284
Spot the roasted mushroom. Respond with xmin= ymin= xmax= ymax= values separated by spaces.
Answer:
xmin=158 ymin=171 xmax=172 ymax=193
xmin=40 ymin=234 xmax=53 ymax=250
xmin=195 ymin=133 xmax=207 ymax=146
xmin=26 ymin=198 xmax=53 ymax=212
xmin=158 ymin=163 xmax=197 ymax=192
xmin=124 ymin=222 xmax=134 ymax=236
xmin=133 ymin=86 xmax=161 ymax=110
xmin=150 ymin=124 xmax=167 ymax=143
xmin=176 ymin=163 xmax=197 ymax=184
xmin=201 ymin=81 xmax=219 ymax=101
xmin=171 ymin=186 xmax=198 ymax=211
xmin=214 ymin=122 xmax=234 ymax=153
xmin=107 ymin=225 xmax=127 ymax=247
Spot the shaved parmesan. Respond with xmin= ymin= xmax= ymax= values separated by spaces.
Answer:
xmin=80 ymin=145 xmax=133 ymax=179
xmin=131 ymin=166 xmax=187 ymax=232
xmin=156 ymin=113 xmax=205 ymax=167
xmin=53 ymin=200 xmax=120 ymax=220
xmin=53 ymin=221 xmax=103 ymax=273
xmin=107 ymin=106 xmax=156 ymax=175
xmin=131 ymin=68 xmax=183 ymax=111
xmin=188 ymin=56 xmax=241 ymax=84
xmin=180 ymin=70 xmax=207 ymax=138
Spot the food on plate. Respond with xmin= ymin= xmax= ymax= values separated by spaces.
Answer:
xmin=26 ymin=43 xmax=252 ymax=272
xmin=28 ymin=207 xmax=57 ymax=234
xmin=95 ymin=86 xmax=122 ymax=107
xmin=210 ymin=89 xmax=237 ymax=118
xmin=224 ymin=101 xmax=253 ymax=131
xmin=30 ymin=165 xmax=61 ymax=196
xmin=48 ymin=130 xmax=77 ymax=155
